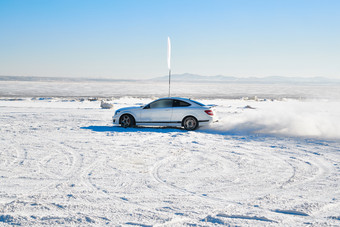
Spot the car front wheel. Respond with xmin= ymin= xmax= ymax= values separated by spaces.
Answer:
xmin=183 ymin=116 xmax=198 ymax=130
xmin=120 ymin=114 xmax=135 ymax=128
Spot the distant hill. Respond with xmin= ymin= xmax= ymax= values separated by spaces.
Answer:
xmin=153 ymin=73 xmax=340 ymax=84
xmin=1 ymin=74 xmax=339 ymax=84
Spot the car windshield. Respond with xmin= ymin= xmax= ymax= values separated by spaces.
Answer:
xmin=190 ymin=100 xmax=205 ymax=106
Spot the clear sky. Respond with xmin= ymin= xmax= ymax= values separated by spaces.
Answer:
xmin=0 ymin=0 xmax=339 ymax=79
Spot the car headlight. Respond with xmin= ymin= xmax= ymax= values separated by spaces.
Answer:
xmin=114 ymin=110 xmax=120 ymax=115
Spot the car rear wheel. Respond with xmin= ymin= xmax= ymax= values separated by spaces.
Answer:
xmin=120 ymin=114 xmax=135 ymax=128
xmin=183 ymin=116 xmax=198 ymax=131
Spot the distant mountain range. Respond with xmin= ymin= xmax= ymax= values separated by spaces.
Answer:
xmin=1 ymin=74 xmax=339 ymax=84
xmin=153 ymin=73 xmax=340 ymax=84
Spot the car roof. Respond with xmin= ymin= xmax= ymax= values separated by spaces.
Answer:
xmin=156 ymin=97 xmax=204 ymax=105
xmin=157 ymin=97 xmax=189 ymax=101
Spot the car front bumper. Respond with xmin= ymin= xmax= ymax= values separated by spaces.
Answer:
xmin=112 ymin=115 xmax=120 ymax=124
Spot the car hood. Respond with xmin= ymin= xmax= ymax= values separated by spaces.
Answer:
xmin=116 ymin=106 xmax=141 ymax=112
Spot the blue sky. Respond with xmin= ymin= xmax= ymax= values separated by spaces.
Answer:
xmin=0 ymin=0 xmax=339 ymax=79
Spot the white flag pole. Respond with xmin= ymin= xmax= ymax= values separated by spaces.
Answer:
xmin=167 ymin=37 xmax=171 ymax=97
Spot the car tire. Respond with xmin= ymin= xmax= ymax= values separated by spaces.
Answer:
xmin=120 ymin=114 xmax=135 ymax=128
xmin=183 ymin=116 xmax=199 ymax=131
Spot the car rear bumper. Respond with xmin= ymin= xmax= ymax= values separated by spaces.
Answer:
xmin=198 ymin=117 xmax=216 ymax=126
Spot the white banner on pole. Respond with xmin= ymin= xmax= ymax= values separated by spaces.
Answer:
xmin=167 ymin=37 xmax=171 ymax=70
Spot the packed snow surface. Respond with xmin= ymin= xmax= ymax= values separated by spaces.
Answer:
xmin=1 ymin=96 xmax=340 ymax=226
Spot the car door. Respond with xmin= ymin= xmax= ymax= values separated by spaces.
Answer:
xmin=139 ymin=99 xmax=173 ymax=124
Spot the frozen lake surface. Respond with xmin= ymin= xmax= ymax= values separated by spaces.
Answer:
xmin=1 ymin=96 xmax=340 ymax=225
xmin=1 ymin=80 xmax=340 ymax=99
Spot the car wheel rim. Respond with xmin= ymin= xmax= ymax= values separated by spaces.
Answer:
xmin=121 ymin=115 xmax=130 ymax=127
xmin=185 ymin=117 xmax=196 ymax=130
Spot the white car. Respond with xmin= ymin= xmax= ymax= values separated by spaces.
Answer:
xmin=112 ymin=97 xmax=216 ymax=130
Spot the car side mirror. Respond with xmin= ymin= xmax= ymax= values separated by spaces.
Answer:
xmin=143 ymin=105 xmax=150 ymax=109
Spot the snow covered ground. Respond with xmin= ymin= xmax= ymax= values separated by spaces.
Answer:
xmin=1 ymin=96 xmax=340 ymax=226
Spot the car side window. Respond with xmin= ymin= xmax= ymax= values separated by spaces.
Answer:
xmin=173 ymin=100 xmax=191 ymax=107
xmin=149 ymin=99 xmax=173 ymax=109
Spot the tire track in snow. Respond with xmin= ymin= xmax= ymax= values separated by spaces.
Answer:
xmin=150 ymin=152 xmax=242 ymax=204
xmin=150 ymin=136 xmax=337 ymax=216
xmin=266 ymin=142 xmax=335 ymax=195
xmin=0 ymin=121 xmax=115 ymax=224
xmin=65 ymin=138 xmax=169 ymax=220
xmin=0 ymin=138 xmax=84 ymax=207
xmin=0 ymin=145 xmax=20 ymax=171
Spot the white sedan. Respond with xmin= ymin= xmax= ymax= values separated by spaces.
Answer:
xmin=112 ymin=97 xmax=216 ymax=130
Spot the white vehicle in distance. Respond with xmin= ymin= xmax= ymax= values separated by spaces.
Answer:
xmin=112 ymin=97 xmax=216 ymax=130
